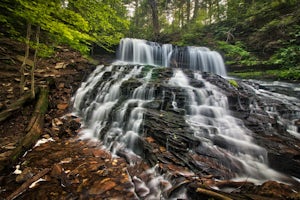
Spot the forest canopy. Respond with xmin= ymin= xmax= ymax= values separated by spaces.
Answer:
xmin=0 ymin=0 xmax=129 ymax=54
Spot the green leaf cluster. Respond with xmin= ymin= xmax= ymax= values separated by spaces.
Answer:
xmin=0 ymin=0 xmax=129 ymax=54
xmin=217 ymin=41 xmax=259 ymax=66
xmin=269 ymin=45 xmax=300 ymax=67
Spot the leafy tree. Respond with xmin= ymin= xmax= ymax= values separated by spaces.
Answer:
xmin=68 ymin=0 xmax=129 ymax=51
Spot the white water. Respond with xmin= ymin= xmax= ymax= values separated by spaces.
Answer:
xmin=243 ymin=81 xmax=300 ymax=139
xmin=168 ymin=69 xmax=286 ymax=183
xmin=73 ymin=65 xmax=143 ymax=140
xmin=105 ymin=69 xmax=156 ymax=156
xmin=117 ymin=38 xmax=227 ymax=76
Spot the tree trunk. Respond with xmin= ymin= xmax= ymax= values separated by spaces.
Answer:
xmin=180 ymin=5 xmax=184 ymax=27
xmin=20 ymin=22 xmax=32 ymax=94
xmin=134 ymin=0 xmax=140 ymax=27
xmin=192 ymin=0 xmax=200 ymax=21
xmin=0 ymin=86 xmax=48 ymax=173
xmin=31 ymin=25 xmax=40 ymax=98
xmin=186 ymin=0 xmax=191 ymax=22
xmin=148 ymin=0 xmax=160 ymax=40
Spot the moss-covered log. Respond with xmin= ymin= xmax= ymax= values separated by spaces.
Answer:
xmin=0 ymin=86 xmax=48 ymax=173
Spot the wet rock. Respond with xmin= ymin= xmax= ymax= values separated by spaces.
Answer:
xmin=144 ymin=100 xmax=161 ymax=110
xmin=268 ymin=152 xmax=300 ymax=179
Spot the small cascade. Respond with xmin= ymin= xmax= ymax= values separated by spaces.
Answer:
xmin=243 ymin=81 xmax=300 ymax=139
xmin=105 ymin=69 xmax=155 ymax=156
xmin=168 ymin=69 xmax=285 ymax=182
xmin=73 ymin=65 xmax=143 ymax=139
xmin=117 ymin=38 xmax=227 ymax=76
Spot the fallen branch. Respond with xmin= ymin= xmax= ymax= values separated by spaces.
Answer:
xmin=6 ymin=168 xmax=50 ymax=200
xmin=0 ymin=86 xmax=48 ymax=172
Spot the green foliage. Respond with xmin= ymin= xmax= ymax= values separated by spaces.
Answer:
xmin=217 ymin=41 xmax=259 ymax=66
xmin=269 ymin=45 xmax=300 ymax=67
xmin=68 ymin=0 xmax=129 ymax=51
xmin=1 ymin=0 xmax=129 ymax=54
xmin=267 ymin=24 xmax=300 ymax=68
xmin=36 ymin=44 xmax=55 ymax=58
xmin=258 ymin=15 xmax=295 ymax=34
xmin=229 ymin=67 xmax=300 ymax=81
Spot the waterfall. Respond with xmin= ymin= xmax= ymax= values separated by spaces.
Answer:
xmin=168 ymin=69 xmax=285 ymax=182
xmin=117 ymin=38 xmax=227 ymax=76
xmin=72 ymin=38 xmax=299 ymax=198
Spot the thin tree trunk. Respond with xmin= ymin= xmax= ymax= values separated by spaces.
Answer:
xmin=186 ymin=0 xmax=191 ymax=22
xmin=31 ymin=25 xmax=40 ymax=98
xmin=20 ymin=22 xmax=32 ymax=94
xmin=208 ymin=0 xmax=213 ymax=24
xmin=148 ymin=0 xmax=160 ymax=40
xmin=215 ymin=0 xmax=220 ymax=22
xmin=134 ymin=0 xmax=140 ymax=27
xmin=192 ymin=0 xmax=200 ymax=21
xmin=180 ymin=7 xmax=184 ymax=27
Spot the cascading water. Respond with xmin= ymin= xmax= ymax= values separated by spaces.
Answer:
xmin=72 ymin=38 xmax=299 ymax=198
xmin=250 ymin=81 xmax=300 ymax=139
xmin=117 ymin=38 xmax=227 ymax=76
xmin=168 ymin=69 xmax=286 ymax=182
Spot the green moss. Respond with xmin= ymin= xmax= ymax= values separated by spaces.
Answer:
xmin=141 ymin=65 xmax=155 ymax=77
xmin=228 ymin=79 xmax=239 ymax=88
xmin=151 ymin=67 xmax=165 ymax=81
